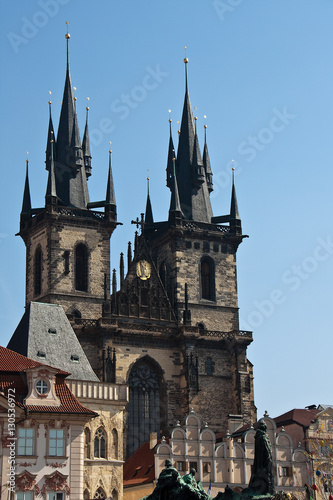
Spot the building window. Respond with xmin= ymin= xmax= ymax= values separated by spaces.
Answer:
xmin=206 ymin=357 xmax=214 ymax=375
xmin=36 ymin=379 xmax=48 ymax=395
xmin=281 ymin=466 xmax=292 ymax=477
xmin=189 ymin=461 xmax=197 ymax=472
xmin=203 ymin=462 xmax=211 ymax=473
xmin=17 ymin=493 xmax=33 ymax=500
xmin=34 ymin=246 xmax=42 ymax=296
xmin=112 ymin=428 xmax=118 ymax=460
xmin=18 ymin=428 xmax=34 ymax=456
xmin=48 ymin=494 xmax=63 ymax=500
xmin=75 ymin=243 xmax=88 ymax=292
xmin=94 ymin=487 xmax=106 ymax=499
xmin=200 ymin=257 xmax=215 ymax=301
xmin=85 ymin=428 xmax=91 ymax=459
xmin=128 ymin=360 xmax=163 ymax=456
xmin=176 ymin=461 xmax=184 ymax=471
xmin=49 ymin=429 xmax=64 ymax=456
xmin=94 ymin=427 xmax=106 ymax=458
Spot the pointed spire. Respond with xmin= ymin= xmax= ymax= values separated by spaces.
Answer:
xmin=203 ymin=120 xmax=213 ymax=193
xmin=70 ymin=101 xmax=83 ymax=168
xmin=45 ymin=134 xmax=57 ymax=205
xmin=106 ymin=146 xmax=116 ymax=206
xmin=112 ymin=268 xmax=117 ymax=296
xmin=184 ymin=46 xmax=189 ymax=92
xmin=230 ymin=166 xmax=240 ymax=221
xmin=127 ymin=241 xmax=132 ymax=271
xmin=144 ymin=176 xmax=154 ymax=225
xmin=21 ymin=154 xmax=32 ymax=214
xmin=169 ymin=154 xmax=183 ymax=221
xmin=82 ymin=98 xmax=92 ymax=178
xmin=45 ymin=94 xmax=55 ymax=171
xmin=166 ymin=111 xmax=176 ymax=189
xmin=192 ymin=114 xmax=205 ymax=186
xmin=120 ymin=252 xmax=124 ymax=287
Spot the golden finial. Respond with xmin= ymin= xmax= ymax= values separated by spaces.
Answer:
xmin=204 ymin=115 xmax=207 ymax=129
xmin=194 ymin=107 xmax=197 ymax=121
xmin=65 ymin=21 xmax=70 ymax=39
xmin=168 ymin=109 xmax=172 ymax=123
xmin=147 ymin=169 xmax=150 ymax=181
xmin=26 ymin=151 xmax=29 ymax=163
xmin=86 ymin=97 xmax=90 ymax=111
xmin=109 ymin=141 xmax=112 ymax=154
xmin=177 ymin=120 xmax=180 ymax=135
xmin=184 ymin=46 xmax=188 ymax=64
xmin=232 ymin=159 xmax=235 ymax=171
xmin=48 ymin=90 xmax=52 ymax=106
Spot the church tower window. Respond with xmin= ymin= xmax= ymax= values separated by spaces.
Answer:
xmin=75 ymin=243 xmax=88 ymax=292
xmin=200 ymin=257 xmax=215 ymax=301
xmin=128 ymin=359 xmax=164 ymax=456
xmin=34 ymin=246 xmax=42 ymax=296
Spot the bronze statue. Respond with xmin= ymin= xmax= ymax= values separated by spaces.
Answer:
xmin=248 ymin=420 xmax=275 ymax=495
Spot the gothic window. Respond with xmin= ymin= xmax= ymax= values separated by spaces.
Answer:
xmin=128 ymin=360 xmax=163 ymax=456
xmin=85 ymin=428 xmax=91 ymax=459
xmin=94 ymin=427 xmax=106 ymax=458
xmin=94 ymin=487 xmax=106 ymax=499
xmin=200 ymin=257 xmax=215 ymax=301
xmin=206 ymin=357 xmax=214 ymax=376
xmin=75 ymin=243 xmax=88 ymax=292
xmin=18 ymin=428 xmax=34 ymax=456
xmin=34 ymin=246 xmax=42 ymax=296
xmin=111 ymin=428 xmax=118 ymax=459
xmin=83 ymin=490 xmax=90 ymax=500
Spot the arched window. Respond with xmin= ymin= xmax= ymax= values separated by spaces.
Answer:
xmin=200 ymin=257 xmax=215 ymax=301
xmin=94 ymin=427 xmax=106 ymax=459
xmin=34 ymin=246 xmax=42 ymax=296
xmin=84 ymin=428 xmax=91 ymax=459
xmin=111 ymin=428 xmax=118 ymax=460
xmin=128 ymin=359 xmax=164 ymax=456
xmin=94 ymin=487 xmax=106 ymax=499
xmin=75 ymin=243 xmax=88 ymax=292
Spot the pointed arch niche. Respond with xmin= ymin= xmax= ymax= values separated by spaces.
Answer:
xmin=200 ymin=256 xmax=215 ymax=301
xmin=127 ymin=356 xmax=166 ymax=456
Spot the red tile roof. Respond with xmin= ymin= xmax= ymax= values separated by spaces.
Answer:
xmin=0 ymin=346 xmax=69 ymax=375
xmin=0 ymin=346 xmax=96 ymax=416
xmin=123 ymin=440 xmax=165 ymax=487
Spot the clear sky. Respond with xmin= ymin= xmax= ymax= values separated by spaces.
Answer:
xmin=1 ymin=1 xmax=332 ymax=422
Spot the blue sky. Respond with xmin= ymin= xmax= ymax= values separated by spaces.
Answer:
xmin=1 ymin=1 xmax=332 ymax=421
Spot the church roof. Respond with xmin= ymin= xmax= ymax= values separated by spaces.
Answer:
xmin=7 ymin=302 xmax=99 ymax=382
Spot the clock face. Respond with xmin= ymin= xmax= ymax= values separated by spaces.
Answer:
xmin=136 ymin=260 xmax=151 ymax=280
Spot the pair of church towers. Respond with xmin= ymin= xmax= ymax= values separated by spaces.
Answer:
xmin=17 ymin=31 xmax=256 ymax=457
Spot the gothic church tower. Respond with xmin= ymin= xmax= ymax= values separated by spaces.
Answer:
xmin=19 ymin=31 xmax=117 ymax=320
xmin=17 ymin=37 xmax=256 ymax=459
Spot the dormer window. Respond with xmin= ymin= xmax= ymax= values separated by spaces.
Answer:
xmin=37 ymin=351 xmax=46 ymax=359
xmin=71 ymin=355 xmax=79 ymax=363
xmin=36 ymin=379 xmax=49 ymax=395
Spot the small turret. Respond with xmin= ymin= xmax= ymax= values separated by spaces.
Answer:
xmin=21 ymin=156 xmax=32 ymax=216
xmin=144 ymin=177 xmax=154 ymax=226
xmin=45 ymin=97 xmax=55 ymax=172
xmin=230 ymin=168 xmax=241 ymax=234
xmin=82 ymin=100 xmax=92 ymax=178
xmin=203 ymin=122 xmax=213 ymax=193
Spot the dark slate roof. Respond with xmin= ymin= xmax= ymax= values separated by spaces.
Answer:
xmin=0 ymin=346 xmax=96 ymax=416
xmin=274 ymin=408 xmax=319 ymax=428
xmin=7 ymin=302 xmax=99 ymax=381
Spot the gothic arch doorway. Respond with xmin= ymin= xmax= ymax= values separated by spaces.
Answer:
xmin=127 ymin=357 xmax=166 ymax=456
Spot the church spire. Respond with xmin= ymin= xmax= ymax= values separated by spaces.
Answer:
xmin=106 ymin=147 xmax=116 ymax=205
xmin=45 ymin=134 xmax=58 ymax=208
xmin=82 ymin=99 xmax=92 ymax=178
xmin=45 ymin=95 xmax=55 ymax=171
xmin=169 ymin=153 xmax=183 ymax=221
xmin=175 ymin=51 xmax=213 ymax=222
xmin=166 ymin=112 xmax=175 ymax=189
xmin=21 ymin=155 xmax=32 ymax=215
xmin=203 ymin=120 xmax=213 ymax=193
xmin=144 ymin=176 xmax=154 ymax=225
xmin=230 ymin=166 xmax=241 ymax=234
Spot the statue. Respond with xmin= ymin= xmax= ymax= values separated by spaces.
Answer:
xmin=248 ymin=420 xmax=275 ymax=495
